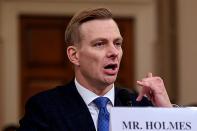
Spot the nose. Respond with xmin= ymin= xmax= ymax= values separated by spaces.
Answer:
xmin=106 ymin=44 xmax=120 ymax=58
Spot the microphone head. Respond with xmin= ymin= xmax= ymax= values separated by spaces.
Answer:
xmin=117 ymin=88 xmax=153 ymax=107
xmin=118 ymin=88 xmax=136 ymax=106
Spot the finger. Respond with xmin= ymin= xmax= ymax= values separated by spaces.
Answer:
xmin=148 ymin=72 xmax=153 ymax=78
xmin=147 ymin=90 xmax=154 ymax=101
xmin=136 ymin=88 xmax=145 ymax=101
xmin=137 ymin=81 xmax=151 ymax=87
xmin=136 ymin=80 xmax=143 ymax=86
xmin=136 ymin=85 xmax=150 ymax=101
xmin=136 ymin=81 xmax=144 ymax=101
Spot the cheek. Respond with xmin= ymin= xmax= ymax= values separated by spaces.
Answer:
xmin=119 ymin=50 xmax=123 ymax=61
xmin=79 ymin=50 xmax=102 ymax=68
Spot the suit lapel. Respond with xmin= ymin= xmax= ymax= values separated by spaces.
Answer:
xmin=58 ymin=81 xmax=96 ymax=131
xmin=57 ymin=82 xmax=136 ymax=130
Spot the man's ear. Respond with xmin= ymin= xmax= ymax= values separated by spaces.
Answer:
xmin=67 ymin=45 xmax=80 ymax=66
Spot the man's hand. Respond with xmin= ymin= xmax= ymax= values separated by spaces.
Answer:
xmin=136 ymin=72 xmax=172 ymax=107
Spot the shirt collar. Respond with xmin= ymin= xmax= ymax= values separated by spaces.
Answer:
xmin=75 ymin=78 xmax=115 ymax=106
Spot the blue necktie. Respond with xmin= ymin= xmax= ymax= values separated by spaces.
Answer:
xmin=93 ymin=97 xmax=110 ymax=131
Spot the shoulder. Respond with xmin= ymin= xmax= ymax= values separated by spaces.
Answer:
xmin=25 ymin=81 xmax=76 ymax=109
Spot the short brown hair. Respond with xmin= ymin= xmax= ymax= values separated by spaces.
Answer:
xmin=65 ymin=7 xmax=113 ymax=45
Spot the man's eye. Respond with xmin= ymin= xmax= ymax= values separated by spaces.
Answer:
xmin=115 ymin=42 xmax=122 ymax=47
xmin=94 ymin=42 xmax=105 ymax=47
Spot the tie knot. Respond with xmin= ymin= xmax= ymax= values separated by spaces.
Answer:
xmin=93 ymin=97 xmax=109 ymax=109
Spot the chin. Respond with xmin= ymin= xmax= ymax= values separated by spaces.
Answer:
xmin=103 ymin=76 xmax=117 ymax=85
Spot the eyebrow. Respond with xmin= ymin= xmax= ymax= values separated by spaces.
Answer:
xmin=114 ymin=37 xmax=123 ymax=42
xmin=90 ymin=36 xmax=123 ymax=43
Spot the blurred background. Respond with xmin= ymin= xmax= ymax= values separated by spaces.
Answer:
xmin=0 ymin=0 xmax=197 ymax=130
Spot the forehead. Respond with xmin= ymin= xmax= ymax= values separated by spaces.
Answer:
xmin=79 ymin=19 xmax=121 ymax=40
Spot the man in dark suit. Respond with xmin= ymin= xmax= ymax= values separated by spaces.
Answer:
xmin=17 ymin=7 xmax=173 ymax=131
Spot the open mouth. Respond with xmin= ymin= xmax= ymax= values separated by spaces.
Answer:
xmin=104 ymin=63 xmax=118 ymax=70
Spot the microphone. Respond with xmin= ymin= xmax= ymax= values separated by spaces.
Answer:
xmin=118 ymin=89 xmax=134 ymax=106
xmin=118 ymin=88 xmax=153 ymax=107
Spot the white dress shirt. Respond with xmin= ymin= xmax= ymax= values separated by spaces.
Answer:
xmin=75 ymin=78 xmax=115 ymax=130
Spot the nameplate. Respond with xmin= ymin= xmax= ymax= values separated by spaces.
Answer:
xmin=110 ymin=107 xmax=197 ymax=131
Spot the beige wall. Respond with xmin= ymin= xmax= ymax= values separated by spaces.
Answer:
xmin=0 ymin=0 xmax=157 ymax=129
xmin=178 ymin=0 xmax=197 ymax=105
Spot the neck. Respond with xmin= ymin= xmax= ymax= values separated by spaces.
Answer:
xmin=75 ymin=76 xmax=113 ymax=96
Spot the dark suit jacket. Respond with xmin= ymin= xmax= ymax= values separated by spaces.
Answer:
xmin=17 ymin=81 xmax=152 ymax=131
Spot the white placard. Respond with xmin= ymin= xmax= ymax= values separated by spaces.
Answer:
xmin=110 ymin=107 xmax=197 ymax=131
